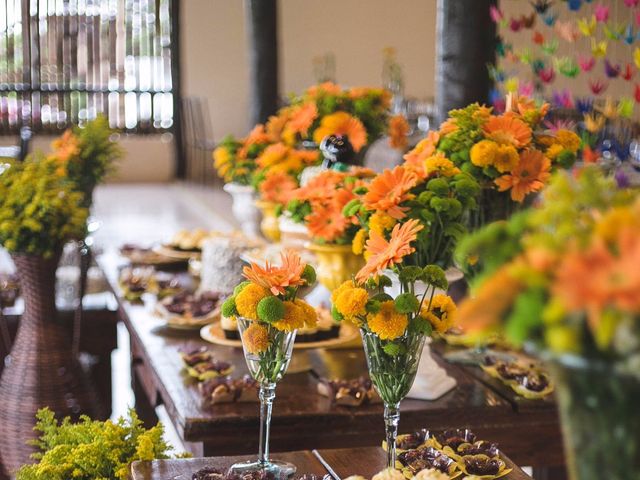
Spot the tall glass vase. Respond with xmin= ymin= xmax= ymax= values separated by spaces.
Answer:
xmin=230 ymin=317 xmax=297 ymax=478
xmin=360 ymin=330 xmax=426 ymax=469
xmin=548 ymin=356 xmax=640 ymax=480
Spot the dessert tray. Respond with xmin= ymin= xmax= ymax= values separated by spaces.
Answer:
xmin=153 ymin=228 xmax=214 ymax=260
xmin=156 ymin=291 xmax=223 ymax=330
xmin=481 ymin=355 xmax=554 ymax=400
xmin=200 ymin=321 xmax=359 ymax=350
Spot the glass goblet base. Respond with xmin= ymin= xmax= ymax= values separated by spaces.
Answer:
xmin=228 ymin=459 xmax=297 ymax=479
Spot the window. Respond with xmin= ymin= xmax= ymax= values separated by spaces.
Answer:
xmin=0 ymin=0 xmax=176 ymax=134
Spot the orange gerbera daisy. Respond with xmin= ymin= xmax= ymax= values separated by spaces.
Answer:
xmin=362 ymin=166 xmax=417 ymax=219
xmin=439 ymin=118 xmax=458 ymax=135
xmin=266 ymin=110 xmax=291 ymax=141
xmin=51 ymin=130 xmax=80 ymax=162
xmin=306 ymin=82 xmax=342 ymax=97
xmin=495 ymin=149 xmax=551 ymax=202
xmin=244 ymin=124 xmax=271 ymax=145
xmin=305 ymin=202 xmax=351 ymax=242
xmin=291 ymin=170 xmax=346 ymax=202
xmin=287 ymin=102 xmax=318 ymax=136
xmin=243 ymin=250 xmax=306 ymax=295
xmin=312 ymin=112 xmax=367 ymax=152
xmin=483 ymin=114 xmax=532 ymax=147
xmin=259 ymin=171 xmax=298 ymax=204
xmin=388 ymin=115 xmax=410 ymax=150
xmin=355 ymin=219 xmax=423 ymax=284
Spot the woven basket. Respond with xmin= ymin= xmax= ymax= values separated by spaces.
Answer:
xmin=0 ymin=253 xmax=100 ymax=477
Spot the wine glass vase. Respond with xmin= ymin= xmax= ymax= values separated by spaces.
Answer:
xmin=360 ymin=329 xmax=426 ymax=469
xmin=230 ymin=317 xmax=297 ymax=478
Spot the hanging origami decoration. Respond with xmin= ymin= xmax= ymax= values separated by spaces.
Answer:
xmin=555 ymin=20 xmax=579 ymax=42
xmin=603 ymin=23 xmax=625 ymax=41
xmin=551 ymin=89 xmax=574 ymax=108
xmin=597 ymin=98 xmax=618 ymax=119
xmin=509 ymin=17 xmax=523 ymax=32
xmin=531 ymin=0 xmax=554 ymax=15
xmin=594 ymin=4 xmax=609 ymax=23
xmin=555 ymin=57 xmax=581 ymax=77
xmin=617 ymin=97 xmax=635 ymax=118
xmin=579 ymin=56 xmax=596 ymax=72
xmin=624 ymin=0 xmax=639 ymax=7
xmin=490 ymin=5 xmax=504 ymax=24
xmin=588 ymin=78 xmax=608 ymax=95
xmin=543 ymin=11 xmax=558 ymax=26
xmin=533 ymin=31 xmax=545 ymax=45
xmin=624 ymin=24 xmax=636 ymax=45
xmin=539 ymin=66 xmax=556 ymax=83
xmin=634 ymin=47 xmax=640 ymax=68
xmin=576 ymin=97 xmax=594 ymax=113
xmin=519 ymin=81 xmax=535 ymax=96
xmin=591 ymin=39 xmax=608 ymax=58
xmin=521 ymin=13 xmax=536 ymax=29
xmin=488 ymin=65 xmax=506 ymax=83
xmin=622 ymin=64 xmax=635 ymax=81
xmin=567 ymin=0 xmax=582 ymax=11
xmin=542 ymin=39 xmax=559 ymax=55
xmin=504 ymin=77 xmax=520 ymax=93
xmin=604 ymin=60 xmax=621 ymax=78
xmin=532 ymin=59 xmax=547 ymax=73
xmin=635 ymin=84 xmax=640 ymax=103
xmin=517 ymin=48 xmax=533 ymax=64
xmin=578 ymin=16 xmax=596 ymax=37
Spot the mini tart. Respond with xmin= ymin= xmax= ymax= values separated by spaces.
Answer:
xmin=442 ymin=441 xmax=499 ymax=461
xmin=157 ymin=291 xmax=222 ymax=327
xmin=220 ymin=315 xmax=239 ymax=340
xmin=186 ymin=359 xmax=233 ymax=381
xmin=397 ymin=447 xmax=460 ymax=479
xmin=180 ymin=346 xmax=212 ymax=367
xmin=458 ymin=454 xmax=511 ymax=479
xmin=382 ymin=429 xmax=431 ymax=453
xmin=435 ymin=429 xmax=477 ymax=451
xmin=317 ymin=377 xmax=381 ymax=407
xmin=509 ymin=371 xmax=554 ymax=399
xmin=199 ymin=375 xmax=259 ymax=404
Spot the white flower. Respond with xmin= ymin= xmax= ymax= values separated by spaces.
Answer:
xmin=372 ymin=468 xmax=406 ymax=480
xmin=413 ymin=468 xmax=450 ymax=480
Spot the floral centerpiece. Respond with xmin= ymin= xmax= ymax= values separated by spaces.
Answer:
xmin=220 ymin=250 xmax=317 ymax=477
xmin=50 ymin=116 xmax=121 ymax=207
xmin=405 ymin=95 xmax=580 ymax=228
xmin=282 ymin=167 xmax=375 ymax=289
xmin=331 ymin=220 xmax=457 ymax=469
xmin=454 ymin=167 xmax=640 ymax=480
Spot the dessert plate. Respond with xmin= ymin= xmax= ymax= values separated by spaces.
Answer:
xmin=153 ymin=244 xmax=202 ymax=260
xmin=200 ymin=321 xmax=359 ymax=350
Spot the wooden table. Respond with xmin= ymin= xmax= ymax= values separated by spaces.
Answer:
xmin=97 ymin=250 xmax=563 ymax=476
xmin=131 ymin=447 xmax=532 ymax=480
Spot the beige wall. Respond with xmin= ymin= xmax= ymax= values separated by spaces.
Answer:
xmin=182 ymin=0 xmax=437 ymax=138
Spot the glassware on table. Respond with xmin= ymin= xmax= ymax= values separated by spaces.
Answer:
xmin=229 ymin=316 xmax=297 ymax=478
xmin=360 ymin=329 xmax=426 ymax=469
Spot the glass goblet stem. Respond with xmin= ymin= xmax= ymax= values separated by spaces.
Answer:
xmin=258 ymin=383 xmax=276 ymax=466
xmin=384 ymin=402 xmax=401 ymax=469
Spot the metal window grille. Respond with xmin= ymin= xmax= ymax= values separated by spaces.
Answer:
xmin=0 ymin=0 xmax=175 ymax=134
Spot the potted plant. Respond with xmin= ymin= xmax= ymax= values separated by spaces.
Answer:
xmin=0 ymin=154 xmax=95 ymax=474
xmin=455 ymin=167 xmax=640 ymax=480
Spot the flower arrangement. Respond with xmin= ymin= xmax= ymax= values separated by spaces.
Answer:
xmin=453 ymin=166 xmax=640 ymax=478
xmin=347 ymin=158 xmax=480 ymax=270
xmin=213 ymin=126 xmax=274 ymax=186
xmin=15 ymin=407 xmax=185 ymax=480
xmin=50 ymin=116 xmax=121 ymax=205
xmin=221 ymin=250 xmax=317 ymax=379
xmin=405 ymin=95 xmax=580 ymax=227
xmin=0 ymin=154 xmax=88 ymax=257
xmin=285 ymin=167 xmax=375 ymax=244
xmin=331 ymin=244 xmax=457 ymax=469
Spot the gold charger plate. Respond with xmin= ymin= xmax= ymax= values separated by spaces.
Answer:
xmin=200 ymin=321 xmax=359 ymax=350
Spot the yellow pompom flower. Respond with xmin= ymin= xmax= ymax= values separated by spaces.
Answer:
xmin=352 ymin=228 xmax=367 ymax=255
xmin=545 ymin=144 xmax=564 ymax=161
xmin=335 ymin=286 xmax=369 ymax=319
xmin=424 ymin=153 xmax=461 ymax=177
xmin=470 ymin=140 xmax=498 ymax=167
xmin=367 ymin=301 xmax=408 ymax=340
xmin=294 ymin=298 xmax=318 ymax=327
xmin=555 ymin=129 xmax=580 ymax=153
xmin=272 ymin=301 xmax=306 ymax=332
xmin=492 ymin=144 xmax=520 ymax=173
xmin=243 ymin=322 xmax=271 ymax=354
xmin=235 ymin=283 xmax=270 ymax=320
xmin=331 ymin=280 xmax=356 ymax=304
xmin=421 ymin=294 xmax=457 ymax=334
xmin=369 ymin=212 xmax=396 ymax=235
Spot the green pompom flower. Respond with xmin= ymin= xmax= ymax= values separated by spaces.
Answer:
xmin=256 ymin=296 xmax=285 ymax=323
xmin=233 ymin=281 xmax=251 ymax=296
xmin=301 ymin=264 xmax=317 ymax=285
xmin=394 ymin=293 xmax=420 ymax=313
xmin=423 ymin=265 xmax=448 ymax=290
xmin=221 ymin=296 xmax=238 ymax=318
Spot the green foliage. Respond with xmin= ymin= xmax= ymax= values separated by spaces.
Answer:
xmin=0 ymin=155 xmax=88 ymax=257
xmin=422 ymin=265 xmax=448 ymax=291
xmin=69 ymin=116 xmax=122 ymax=205
xmin=408 ymin=316 xmax=433 ymax=336
xmin=394 ymin=293 xmax=420 ymax=313
xmin=16 ymin=408 xmax=185 ymax=480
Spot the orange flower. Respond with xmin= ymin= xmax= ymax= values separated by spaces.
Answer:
xmin=582 ymin=145 xmax=599 ymax=164
xmin=553 ymin=230 xmax=640 ymax=330
xmin=257 ymin=143 xmax=289 ymax=169
xmin=403 ymin=131 xmax=440 ymax=179
xmin=355 ymin=219 xmax=423 ymax=284
xmin=362 ymin=166 xmax=417 ymax=219
xmin=244 ymin=124 xmax=271 ymax=145
xmin=51 ymin=130 xmax=80 ymax=163
xmin=287 ymin=102 xmax=318 ymax=136
xmin=266 ymin=110 xmax=291 ymax=141
xmin=495 ymin=149 xmax=550 ymax=202
xmin=439 ymin=118 xmax=458 ymax=135
xmin=243 ymin=250 xmax=306 ymax=295
xmin=305 ymin=201 xmax=351 ymax=242
xmin=312 ymin=112 xmax=367 ymax=152
xmin=483 ymin=114 xmax=532 ymax=147
xmin=306 ymin=82 xmax=342 ymax=97
xmin=259 ymin=171 xmax=297 ymax=204
xmin=388 ymin=115 xmax=410 ymax=150
xmin=291 ymin=170 xmax=346 ymax=202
